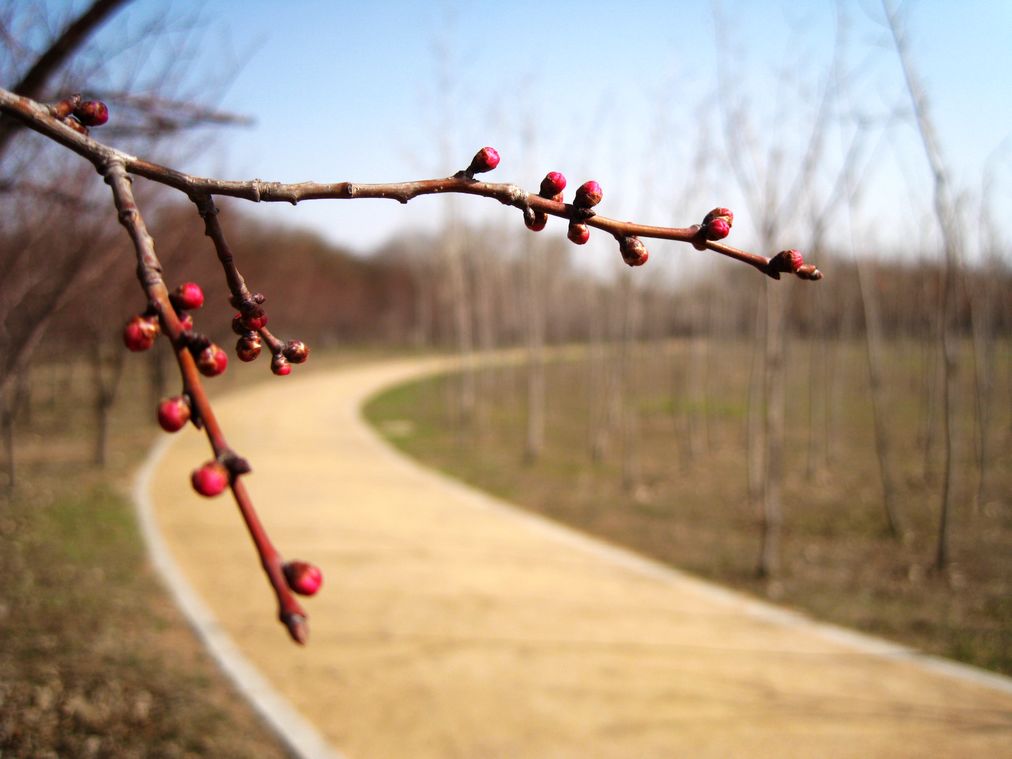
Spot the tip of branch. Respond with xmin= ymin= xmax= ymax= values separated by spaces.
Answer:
xmin=281 ymin=612 xmax=309 ymax=645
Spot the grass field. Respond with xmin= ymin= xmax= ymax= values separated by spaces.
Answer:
xmin=365 ymin=339 xmax=1012 ymax=675
xmin=0 ymin=357 xmax=297 ymax=758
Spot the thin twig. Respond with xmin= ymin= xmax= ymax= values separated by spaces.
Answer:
xmin=0 ymin=85 xmax=822 ymax=281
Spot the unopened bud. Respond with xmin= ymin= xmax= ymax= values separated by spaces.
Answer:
xmin=171 ymin=282 xmax=205 ymax=311
xmin=283 ymin=561 xmax=323 ymax=596
xmin=123 ymin=314 xmax=160 ymax=352
xmin=574 ymin=180 xmax=603 ymax=209
xmin=236 ymin=334 xmax=262 ymax=362
xmin=196 ymin=344 xmax=228 ymax=377
xmin=271 ymin=354 xmax=291 ymax=376
xmin=619 ymin=236 xmax=649 ymax=267
xmin=283 ymin=340 xmax=310 ymax=364
xmin=467 ymin=146 xmax=500 ymax=175
xmin=525 ymin=210 xmax=548 ymax=232
xmin=239 ymin=308 xmax=268 ymax=332
xmin=157 ymin=395 xmax=191 ymax=432
xmin=568 ymin=222 xmax=590 ymax=245
xmin=539 ymin=171 xmax=567 ymax=198
xmin=191 ymin=461 xmax=228 ymax=497
xmin=74 ymin=100 xmax=109 ymax=127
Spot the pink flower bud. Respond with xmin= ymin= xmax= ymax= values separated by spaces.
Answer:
xmin=157 ymin=395 xmax=191 ymax=433
xmin=702 ymin=207 xmax=734 ymax=241
xmin=271 ymin=355 xmax=291 ymax=376
xmin=235 ymin=334 xmax=262 ymax=362
xmin=468 ymin=146 xmax=500 ymax=175
xmin=171 ymin=282 xmax=204 ymax=311
xmin=74 ymin=100 xmax=109 ymax=127
xmin=567 ymin=222 xmax=590 ymax=245
xmin=770 ymin=249 xmax=804 ymax=273
xmin=539 ymin=171 xmax=567 ymax=197
xmin=283 ymin=561 xmax=323 ymax=596
xmin=191 ymin=461 xmax=228 ymax=497
xmin=574 ymin=180 xmax=603 ymax=209
xmin=196 ymin=344 xmax=228 ymax=377
xmin=619 ymin=236 xmax=649 ymax=267
xmin=123 ymin=315 xmax=160 ymax=352
xmin=283 ymin=340 xmax=310 ymax=364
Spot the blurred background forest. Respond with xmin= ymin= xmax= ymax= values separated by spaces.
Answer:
xmin=1 ymin=1 xmax=1009 ymax=754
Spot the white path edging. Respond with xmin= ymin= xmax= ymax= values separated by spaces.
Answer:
xmin=133 ymin=435 xmax=346 ymax=759
xmin=360 ymin=362 xmax=1012 ymax=698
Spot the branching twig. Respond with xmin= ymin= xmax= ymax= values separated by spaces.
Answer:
xmin=0 ymin=81 xmax=821 ymax=643
xmin=0 ymin=86 xmax=822 ymax=281
xmin=104 ymin=160 xmax=309 ymax=643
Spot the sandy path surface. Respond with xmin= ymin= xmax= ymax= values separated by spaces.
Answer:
xmin=145 ymin=356 xmax=1012 ymax=759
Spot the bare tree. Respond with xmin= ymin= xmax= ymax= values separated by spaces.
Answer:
xmin=884 ymin=0 xmax=963 ymax=572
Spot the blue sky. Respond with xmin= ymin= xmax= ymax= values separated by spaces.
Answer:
xmin=83 ymin=1 xmax=1012 ymax=267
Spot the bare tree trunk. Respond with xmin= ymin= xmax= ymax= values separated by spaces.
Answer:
xmin=746 ymin=286 xmax=767 ymax=535
xmin=619 ymin=273 xmax=641 ymax=493
xmin=967 ymin=260 xmax=996 ymax=514
xmin=524 ymin=234 xmax=546 ymax=463
xmin=91 ymin=334 xmax=126 ymax=468
xmin=1 ymin=384 xmax=15 ymax=493
xmin=757 ymin=279 xmax=784 ymax=578
xmin=855 ymin=259 xmax=903 ymax=538
xmin=884 ymin=0 xmax=961 ymax=572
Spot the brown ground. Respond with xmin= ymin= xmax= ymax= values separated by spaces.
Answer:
xmin=147 ymin=357 xmax=1012 ymax=759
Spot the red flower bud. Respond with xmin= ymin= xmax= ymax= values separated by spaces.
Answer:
xmin=191 ymin=461 xmax=228 ymax=497
xmin=619 ymin=236 xmax=649 ymax=267
xmin=468 ymin=146 xmax=500 ymax=175
xmin=525 ymin=210 xmax=548 ymax=232
xmin=177 ymin=313 xmax=194 ymax=332
xmin=157 ymin=395 xmax=191 ymax=432
xmin=539 ymin=171 xmax=567 ymax=197
xmin=123 ymin=315 xmax=160 ymax=352
xmin=74 ymin=100 xmax=109 ymax=127
xmin=171 ymin=282 xmax=204 ymax=311
xmin=283 ymin=340 xmax=310 ymax=364
xmin=568 ymin=222 xmax=590 ymax=245
xmin=283 ymin=561 xmax=323 ymax=596
xmin=574 ymin=180 xmax=603 ymax=209
xmin=271 ymin=355 xmax=291 ymax=376
xmin=240 ymin=309 xmax=268 ymax=332
xmin=702 ymin=207 xmax=733 ymax=241
xmin=235 ymin=334 xmax=262 ymax=362
xmin=196 ymin=344 xmax=228 ymax=377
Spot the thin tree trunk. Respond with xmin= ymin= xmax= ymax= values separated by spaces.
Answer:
xmin=525 ymin=234 xmax=546 ymax=463
xmin=855 ymin=260 xmax=903 ymax=538
xmin=757 ymin=279 xmax=784 ymax=578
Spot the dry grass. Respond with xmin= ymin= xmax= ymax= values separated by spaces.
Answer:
xmin=0 ymin=357 xmax=296 ymax=758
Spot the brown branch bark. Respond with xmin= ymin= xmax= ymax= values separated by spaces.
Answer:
xmin=0 ymin=86 xmax=822 ymax=282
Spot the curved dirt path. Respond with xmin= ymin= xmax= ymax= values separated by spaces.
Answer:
xmin=143 ymin=356 xmax=1012 ymax=759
